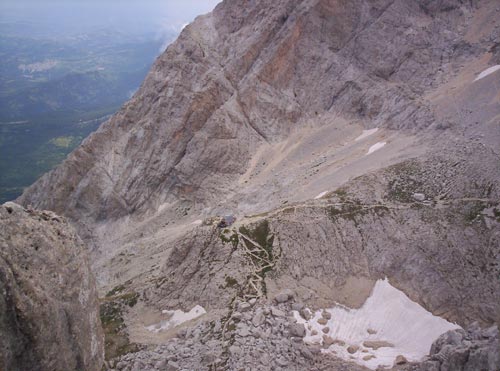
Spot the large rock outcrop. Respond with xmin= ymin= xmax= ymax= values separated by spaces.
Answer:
xmin=417 ymin=324 xmax=499 ymax=371
xmin=0 ymin=203 xmax=103 ymax=371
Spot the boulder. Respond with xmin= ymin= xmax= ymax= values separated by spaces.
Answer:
xmin=419 ymin=327 xmax=499 ymax=371
xmin=274 ymin=289 xmax=294 ymax=303
xmin=347 ymin=345 xmax=360 ymax=354
xmin=412 ymin=193 xmax=426 ymax=201
xmin=252 ymin=309 xmax=266 ymax=327
xmin=289 ymin=323 xmax=306 ymax=338
xmin=395 ymin=355 xmax=408 ymax=365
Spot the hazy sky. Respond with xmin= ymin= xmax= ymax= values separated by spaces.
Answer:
xmin=0 ymin=0 xmax=222 ymax=36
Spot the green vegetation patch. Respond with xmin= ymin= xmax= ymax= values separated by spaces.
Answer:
xmin=328 ymin=202 xmax=363 ymax=221
xmin=463 ymin=201 xmax=490 ymax=224
xmin=237 ymin=220 xmax=279 ymax=297
xmin=224 ymin=276 xmax=238 ymax=288
xmin=494 ymin=208 xmax=500 ymax=222
xmin=333 ymin=187 xmax=348 ymax=200
xmin=239 ymin=220 xmax=275 ymax=264
xmin=219 ymin=229 xmax=239 ymax=249
xmin=105 ymin=284 xmax=126 ymax=298
xmin=49 ymin=135 xmax=78 ymax=148
xmin=386 ymin=161 xmax=424 ymax=203
xmin=99 ymin=290 xmax=140 ymax=360
xmin=327 ymin=202 xmax=390 ymax=223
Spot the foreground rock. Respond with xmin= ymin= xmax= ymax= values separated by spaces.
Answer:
xmin=108 ymin=302 xmax=370 ymax=371
xmin=106 ymin=301 xmax=499 ymax=371
xmin=0 ymin=203 xmax=103 ymax=371
xmin=417 ymin=324 xmax=499 ymax=371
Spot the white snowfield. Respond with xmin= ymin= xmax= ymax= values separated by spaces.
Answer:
xmin=146 ymin=305 xmax=206 ymax=333
xmin=355 ymin=128 xmax=379 ymax=142
xmin=367 ymin=141 xmax=387 ymax=155
xmin=293 ymin=279 xmax=461 ymax=370
xmin=474 ymin=65 xmax=500 ymax=81
xmin=315 ymin=191 xmax=328 ymax=199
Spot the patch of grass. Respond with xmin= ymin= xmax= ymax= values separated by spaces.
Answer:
xmin=387 ymin=181 xmax=414 ymax=203
xmin=100 ymin=301 xmax=123 ymax=329
xmin=373 ymin=205 xmax=390 ymax=216
xmin=219 ymin=230 xmax=239 ymax=249
xmin=120 ymin=292 xmax=139 ymax=307
xmin=328 ymin=203 xmax=390 ymax=222
xmin=410 ymin=202 xmax=424 ymax=209
xmin=239 ymin=220 xmax=274 ymax=263
xmin=224 ymin=276 xmax=238 ymax=288
xmin=494 ymin=208 xmax=500 ymax=222
xmin=327 ymin=202 xmax=363 ymax=221
xmin=333 ymin=188 xmax=348 ymax=200
xmin=463 ymin=202 xmax=487 ymax=224
xmin=238 ymin=220 xmax=278 ymax=297
xmin=100 ymin=301 xmax=135 ymax=360
xmin=328 ymin=206 xmax=342 ymax=218
xmin=49 ymin=136 xmax=77 ymax=148
xmin=386 ymin=161 xmax=423 ymax=203
xmin=105 ymin=284 xmax=126 ymax=298
xmin=99 ymin=290 xmax=140 ymax=360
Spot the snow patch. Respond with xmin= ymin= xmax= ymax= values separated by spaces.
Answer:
xmin=367 ymin=142 xmax=386 ymax=155
xmin=293 ymin=279 xmax=460 ymax=370
xmin=474 ymin=65 xmax=500 ymax=81
xmin=157 ymin=202 xmax=172 ymax=213
xmin=191 ymin=219 xmax=203 ymax=225
xmin=355 ymin=128 xmax=379 ymax=142
xmin=315 ymin=191 xmax=328 ymax=199
xmin=146 ymin=305 xmax=206 ymax=333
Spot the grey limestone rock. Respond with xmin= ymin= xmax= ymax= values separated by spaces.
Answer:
xmin=419 ymin=327 xmax=499 ymax=371
xmin=289 ymin=323 xmax=306 ymax=338
xmin=0 ymin=203 xmax=104 ymax=371
xmin=274 ymin=289 xmax=294 ymax=303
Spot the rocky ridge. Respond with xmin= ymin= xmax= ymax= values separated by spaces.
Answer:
xmin=19 ymin=0 xmax=499 ymax=230
xmin=0 ymin=202 xmax=104 ymax=371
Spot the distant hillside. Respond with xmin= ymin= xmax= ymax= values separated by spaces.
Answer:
xmin=0 ymin=29 xmax=170 ymax=203
xmin=0 ymin=69 xmax=148 ymax=121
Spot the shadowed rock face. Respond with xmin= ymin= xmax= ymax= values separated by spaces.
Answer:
xmin=0 ymin=203 xmax=103 ymax=371
xmin=17 ymin=0 xmax=484 ymax=226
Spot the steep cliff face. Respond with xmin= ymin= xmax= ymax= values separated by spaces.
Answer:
xmin=18 ymin=0 xmax=493 ymax=226
xmin=0 ymin=203 xmax=103 ymax=371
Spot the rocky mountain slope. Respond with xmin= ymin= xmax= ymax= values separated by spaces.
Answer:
xmin=19 ymin=0 xmax=499 ymax=227
xmin=14 ymin=0 xmax=500 ymax=370
xmin=0 ymin=202 xmax=103 ymax=371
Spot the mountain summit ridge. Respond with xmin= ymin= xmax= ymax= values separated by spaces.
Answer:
xmin=19 ymin=0 xmax=495 ymax=226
